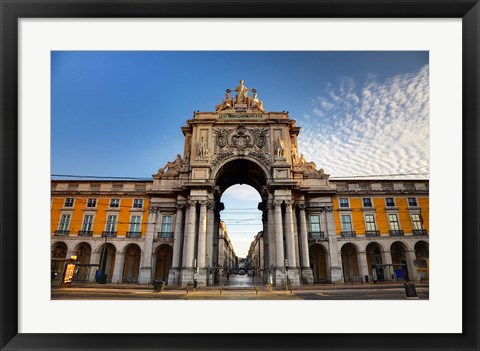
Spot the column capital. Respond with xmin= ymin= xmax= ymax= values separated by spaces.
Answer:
xmin=207 ymin=202 xmax=216 ymax=210
xmin=324 ymin=206 xmax=333 ymax=212
xmin=273 ymin=199 xmax=283 ymax=207
xmin=297 ymin=203 xmax=306 ymax=210
xmin=176 ymin=203 xmax=186 ymax=210
xmin=199 ymin=200 xmax=209 ymax=207
xmin=187 ymin=200 xmax=197 ymax=207
xmin=148 ymin=206 xmax=158 ymax=214
xmin=285 ymin=200 xmax=294 ymax=207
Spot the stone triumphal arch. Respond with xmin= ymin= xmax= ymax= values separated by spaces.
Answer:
xmin=148 ymin=80 xmax=338 ymax=287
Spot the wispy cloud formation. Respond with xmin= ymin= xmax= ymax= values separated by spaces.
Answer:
xmin=298 ymin=65 xmax=429 ymax=178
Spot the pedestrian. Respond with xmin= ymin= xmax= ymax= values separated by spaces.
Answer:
xmin=267 ymin=273 xmax=273 ymax=292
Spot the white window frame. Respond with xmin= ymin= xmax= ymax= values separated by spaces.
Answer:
xmin=109 ymin=198 xmax=120 ymax=208
xmin=388 ymin=214 xmax=400 ymax=230
xmin=86 ymin=198 xmax=97 ymax=208
xmin=309 ymin=214 xmax=321 ymax=233
xmin=385 ymin=197 xmax=396 ymax=207
xmin=339 ymin=198 xmax=349 ymax=208
xmin=81 ymin=214 xmax=94 ymax=232
xmin=340 ymin=214 xmax=352 ymax=232
xmin=58 ymin=213 xmax=71 ymax=231
xmin=64 ymin=197 xmax=74 ymax=208
xmin=407 ymin=197 xmax=418 ymax=207
xmin=129 ymin=215 xmax=142 ymax=233
xmin=133 ymin=198 xmax=143 ymax=209
xmin=105 ymin=214 xmax=118 ymax=232
xmin=411 ymin=213 xmax=423 ymax=230
xmin=364 ymin=213 xmax=377 ymax=231
xmin=160 ymin=215 xmax=172 ymax=234
xmin=362 ymin=197 xmax=373 ymax=208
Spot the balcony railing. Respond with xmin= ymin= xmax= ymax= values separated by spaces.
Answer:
xmin=78 ymin=230 xmax=92 ymax=237
xmin=308 ymin=231 xmax=325 ymax=239
xmin=158 ymin=232 xmax=174 ymax=239
xmin=389 ymin=230 xmax=404 ymax=236
xmin=54 ymin=230 xmax=69 ymax=236
xmin=127 ymin=231 xmax=142 ymax=238
xmin=341 ymin=231 xmax=356 ymax=238
xmin=413 ymin=229 xmax=428 ymax=236
xmin=102 ymin=231 xmax=117 ymax=237
xmin=365 ymin=230 xmax=380 ymax=237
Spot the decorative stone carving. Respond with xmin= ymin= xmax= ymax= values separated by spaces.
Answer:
xmin=154 ymin=154 xmax=183 ymax=178
xmin=197 ymin=137 xmax=209 ymax=159
xmin=215 ymin=91 xmax=234 ymax=112
xmin=234 ymin=80 xmax=250 ymax=104
xmin=211 ymin=125 xmax=271 ymax=167
xmin=291 ymin=143 xmax=299 ymax=164
xmin=251 ymin=93 xmax=265 ymax=113
xmin=294 ymin=154 xmax=330 ymax=179
xmin=274 ymin=136 xmax=285 ymax=159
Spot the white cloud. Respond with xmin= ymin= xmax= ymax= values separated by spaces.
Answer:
xmin=298 ymin=65 xmax=430 ymax=178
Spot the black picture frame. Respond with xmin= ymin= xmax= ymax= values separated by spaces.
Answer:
xmin=1 ymin=1 xmax=478 ymax=350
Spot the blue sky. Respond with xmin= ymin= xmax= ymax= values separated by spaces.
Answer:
xmin=51 ymin=51 xmax=429 ymax=256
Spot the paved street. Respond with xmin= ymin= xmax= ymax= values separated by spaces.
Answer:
xmin=51 ymin=277 xmax=429 ymax=300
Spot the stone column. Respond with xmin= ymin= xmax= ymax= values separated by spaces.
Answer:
xmin=405 ymin=250 xmax=419 ymax=281
xmin=298 ymin=204 xmax=313 ymax=284
xmin=284 ymin=200 xmax=300 ymax=285
xmin=267 ymin=203 xmax=276 ymax=272
xmin=206 ymin=203 xmax=215 ymax=285
xmin=88 ymin=251 xmax=101 ymax=282
xmin=381 ymin=249 xmax=393 ymax=264
xmin=138 ymin=206 xmax=157 ymax=284
xmin=357 ymin=251 xmax=369 ymax=282
xmin=325 ymin=207 xmax=343 ymax=283
xmin=169 ymin=204 xmax=184 ymax=285
xmin=111 ymin=252 xmax=125 ymax=284
xmin=274 ymin=200 xmax=285 ymax=286
xmin=196 ymin=201 xmax=208 ymax=286
xmin=181 ymin=200 xmax=197 ymax=285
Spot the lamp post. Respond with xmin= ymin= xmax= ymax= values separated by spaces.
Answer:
xmin=284 ymin=258 xmax=289 ymax=291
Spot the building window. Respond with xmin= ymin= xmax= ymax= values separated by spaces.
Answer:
xmin=80 ymin=215 xmax=94 ymax=235
xmin=64 ymin=198 xmax=74 ymax=207
xmin=109 ymin=198 xmax=120 ymax=208
xmin=388 ymin=214 xmax=400 ymax=230
xmin=341 ymin=215 xmax=352 ymax=232
xmin=133 ymin=199 xmax=143 ymax=208
xmin=339 ymin=198 xmax=349 ymax=208
xmin=309 ymin=215 xmax=321 ymax=233
xmin=59 ymin=214 xmax=71 ymax=231
xmin=87 ymin=198 xmax=97 ymax=208
xmin=411 ymin=214 xmax=423 ymax=230
xmin=408 ymin=198 xmax=418 ymax=207
xmin=106 ymin=215 xmax=117 ymax=232
xmin=130 ymin=215 xmax=141 ymax=233
xmin=161 ymin=215 xmax=172 ymax=234
xmin=385 ymin=198 xmax=395 ymax=207
xmin=362 ymin=198 xmax=372 ymax=207
xmin=364 ymin=214 xmax=376 ymax=231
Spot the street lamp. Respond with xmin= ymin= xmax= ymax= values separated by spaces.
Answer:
xmin=284 ymin=258 xmax=289 ymax=291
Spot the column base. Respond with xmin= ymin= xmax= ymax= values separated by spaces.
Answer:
xmin=168 ymin=267 xmax=181 ymax=285
xmin=180 ymin=268 xmax=195 ymax=286
xmin=273 ymin=267 xmax=301 ymax=287
xmin=330 ymin=266 xmax=343 ymax=283
xmin=138 ymin=267 xmax=152 ymax=285
xmin=194 ymin=269 xmax=207 ymax=287
xmin=301 ymin=268 xmax=314 ymax=285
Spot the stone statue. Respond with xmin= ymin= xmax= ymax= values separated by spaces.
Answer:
xmin=215 ymin=91 xmax=234 ymax=112
xmin=274 ymin=136 xmax=285 ymax=159
xmin=197 ymin=136 xmax=208 ymax=159
xmin=299 ymin=153 xmax=317 ymax=170
xmin=234 ymin=80 xmax=250 ymax=104
xmin=291 ymin=143 xmax=299 ymax=164
xmin=156 ymin=154 xmax=183 ymax=177
xmin=251 ymin=93 xmax=265 ymax=113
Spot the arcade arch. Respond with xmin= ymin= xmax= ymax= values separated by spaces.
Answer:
xmin=154 ymin=244 xmax=173 ymax=282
